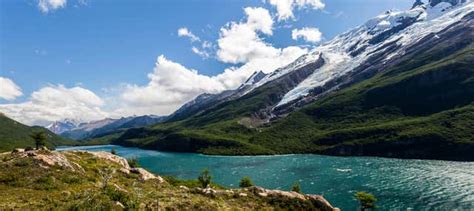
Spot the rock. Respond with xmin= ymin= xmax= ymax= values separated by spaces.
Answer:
xmin=115 ymin=201 xmax=125 ymax=209
xmin=130 ymin=168 xmax=164 ymax=183
xmin=179 ymin=185 xmax=189 ymax=191
xmin=86 ymin=151 xmax=130 ymax=169
xmin=239 ymin=193 xmax=248 ymax=197
xmin=119 ymin=168 xmax=130 ymax=175
xmin=202 ymin=187 xmax=217 ymax=195
xmin=112 ymin=183 xmax=128 ymax=193
xmin=249 ymin=186 xmax=338 ymax=210
xmin=34 ymin=151 xmax=76 ymax=170
xmin=11 ymin=148 xmax=25 ymax=153
xmin=27 ymin=151 xmax=37 ymax=157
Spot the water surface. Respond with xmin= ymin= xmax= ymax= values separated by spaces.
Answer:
xmin=58 ymin=145 xmax=474 ymax=210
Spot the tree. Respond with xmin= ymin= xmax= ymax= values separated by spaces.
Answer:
xmin=291 ymin=181 xmax=302 ymax=193
xmin=30 ymin=131 xmax=47 ymax=150
xmin=354 ymin=191 xmax=377 ymax=211
xmin=111 ymin=148 xmax=117 ymax=155
xmin=127 ymin=157 xmax=140 ymax=168
xmin=198 ymin=168 xmax=212 ymax=188
xmin=239 ymin=176 xmax=254 ymax=188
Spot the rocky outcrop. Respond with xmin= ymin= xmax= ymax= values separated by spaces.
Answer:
xmin=9 ymin=148 xmax=79 ymax=171
xmin=84 ymin=150 xmax=165 ymax=183
xmin=249 ymin=186 xmax=339 ymax=211
xmin=130 ymin=167 xmax=164 ymax=183
xmin=191 ymin=185 xmax=339 ymax=211
xmin=86 ymin=151 xmax=130 ymax=169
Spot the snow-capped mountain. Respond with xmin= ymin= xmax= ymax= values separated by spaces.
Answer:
xmin=169 ymin=0 xmax=473 ymax=122
xmin=46 ymin=115 xmax=166 ymax=140
xmin=46 ymin=119 xmax=81 ymax=134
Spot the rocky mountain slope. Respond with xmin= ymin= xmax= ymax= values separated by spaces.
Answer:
xmin=0 ymin=113 xmax=76 ymax=152
xmin=92 ymin=0 xmax=474 ymax=160
xmin=0 ymin=149 xmax=337 ymax=210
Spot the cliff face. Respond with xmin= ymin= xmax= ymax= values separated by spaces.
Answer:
xmin=0 ymin=149 xmax=338 ymax=210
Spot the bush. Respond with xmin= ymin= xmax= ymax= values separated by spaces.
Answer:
xmin=127 ymin=157 xmax=140 ymax=168
xmin=354 ymin=191 xmax=377 ymax=210
xmin=110 ymin=148 xmax=117 ymax=155
xmin=198 ymin=168 xmax=212 ymax=188
xmin=239 ymin=176 xmax=254 ymax=188
xmin=291 ymin=181 xmax=301 ymax=193
xmin=25 ymin=146 xmax=34 ymax=151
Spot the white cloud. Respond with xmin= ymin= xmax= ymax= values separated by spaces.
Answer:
xmin=116 ymin=55 xmax=227 ymax=116
xmin=0 ymin=85 xmax=107 ymax=125
xmin=292 ymin=27 xmax=323 ymax=43
xmin=178 ymin=27 xmax=201 ymax=42
xmin=0 ymin=77 xmax=23 ymax=101
xmin=38 ymin=0 xmax=67 ymax=13
xmin=268 ymin=0 xmax=325 ymax=21
xmin=192 ymin=47 xmax=211 ymax=58
xmin=217 ymin=7 xmax=277 ymax=64
xmin=113 ymin=6 xmax=308 ymax=116
xmin=244 ymin=7 xmax=274 ymax=35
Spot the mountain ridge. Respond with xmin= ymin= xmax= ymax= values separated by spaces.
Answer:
xmin=56 ymin=1 xmax=474 ymax=160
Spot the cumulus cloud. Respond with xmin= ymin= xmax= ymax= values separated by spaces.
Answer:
xmin=115 ymin=6 xmax=309 ymax=116
xmin=217 ymin=7 xmax=277 ymax=64
xmin=38 ymin=0 xmax=67 ymax=13
xmin=178 ymin=27 xmax=201 ymax=42
xmin=0 ymin=77 xmax=23 ymax=101
xmin=116 ymin=44 xmax=307 ymax=117
xmin=0 ymin=85 xmax=107 ymax=125
xmin=115 ymin=55 xmax=226 ymax=116
xmin=268 ymin=0 xmax=325 ymax=21
xmin=291 ymin=27 xmax=323 ymax=43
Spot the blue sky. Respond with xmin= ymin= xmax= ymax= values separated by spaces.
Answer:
xmin=0 ymin=0 xmax=414 ymax=125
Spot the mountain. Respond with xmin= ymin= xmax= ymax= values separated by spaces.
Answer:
xmin=46 ymin=119 xmax=80 ymax=134
xmin=59 ymin=115 xmax=166 ymax=140
xmin=0 ymin=113 xmax=76 ymax=152
xmin=95 ymin=0 xmax=474 ymax=160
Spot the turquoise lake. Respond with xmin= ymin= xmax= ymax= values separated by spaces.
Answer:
xmin=57 ymin=145 xmax=474 ymax=210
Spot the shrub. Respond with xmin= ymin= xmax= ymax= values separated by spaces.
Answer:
xmin=354 ymin=191 xmax=377 ymax=210
xmin=291 ymin=181 xmax=302 ymax=193
xmin=25 ymin=146 xmax=34 ymax=151
xmin=34 ymin=176 xmax=58 ymax=190
xmin=198 ymin=168 xmax=212 ymax=188
xmin=127 ymin=157 xmax=140 ymax=168
xmin=110 ymin=148 xmax=117 ymax=155
xmin=239 ymin=176 xmax=254 ymax=188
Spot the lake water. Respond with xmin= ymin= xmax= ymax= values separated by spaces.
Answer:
xmin=57 ymin=145 xmax=474 ymax=210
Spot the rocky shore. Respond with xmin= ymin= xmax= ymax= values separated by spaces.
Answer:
xmin=0 ymin=148 xmax=338 ymax=210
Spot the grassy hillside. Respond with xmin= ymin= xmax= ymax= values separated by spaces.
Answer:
xmin=0 ymin=149 xmax=337 ymax=210
xmin=0 ymin=114 xmax=76 ymax=152
xmin=91 ymin=41 xmax=474 ymax=160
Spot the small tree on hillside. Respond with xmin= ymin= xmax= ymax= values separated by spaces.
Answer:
xmin=354 ymin=191 xmax=377 ymax=211
xmin=198 ymin=168 xmax=212 ymax=188
xmin=239 ymin=176 xmax=254 ymax=188
xmin=30 ymin=131 xmax=47 ymax=150
xmin=291 ymin=181 xmax=302 ymax=193
xmin=111 ymin=148 xmax=117 ymax=155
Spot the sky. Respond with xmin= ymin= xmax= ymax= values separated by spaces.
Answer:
xmin=0 ymin=0 xmax=414 ymax=125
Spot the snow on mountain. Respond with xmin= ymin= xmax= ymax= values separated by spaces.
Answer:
xmin=274 ymin=0 xmax=473 ymax=108
xmin=46 ymin=119 xmax=81 ymax=134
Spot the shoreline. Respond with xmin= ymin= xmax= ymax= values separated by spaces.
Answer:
xmin=56 ymin=144 xmax=474 ymax=162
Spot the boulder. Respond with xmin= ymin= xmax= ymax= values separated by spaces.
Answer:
xmin=130 ymin=168 xmax=164 ymax=183
xmin=86 ymin=151 xmax=130 ymax=169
